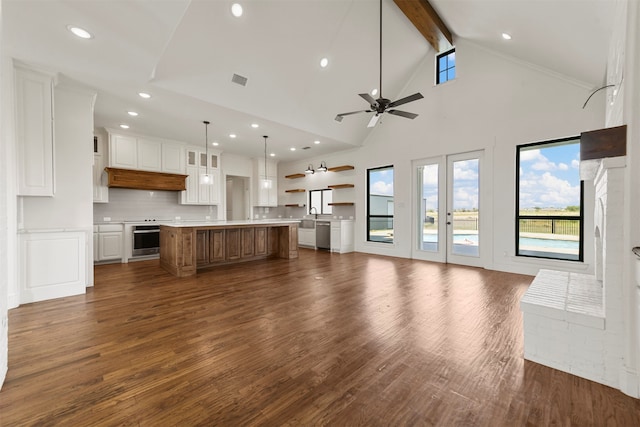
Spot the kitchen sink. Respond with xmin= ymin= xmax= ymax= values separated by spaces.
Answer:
xmin=300 ymin=219 xmax=315 ymax=229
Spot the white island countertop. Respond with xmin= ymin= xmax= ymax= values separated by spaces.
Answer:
xmin=160 ymin=219 xmax=301 ymax=228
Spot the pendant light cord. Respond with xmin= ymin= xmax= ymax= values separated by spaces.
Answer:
xmin=203 ymin=121 xmax=210 ymax=177
xmin=263 ymin=135 xmax=268 ymax=182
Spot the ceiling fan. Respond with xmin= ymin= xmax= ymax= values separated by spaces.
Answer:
xmin=335 ymin=0 xmax=424 ymax=128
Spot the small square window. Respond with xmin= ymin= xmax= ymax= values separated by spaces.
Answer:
xmin=436 ymin=48 xmax=456 ymax=84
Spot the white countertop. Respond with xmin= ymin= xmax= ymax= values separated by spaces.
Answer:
xmin=160 ymin=219 xmax=301 ymax=228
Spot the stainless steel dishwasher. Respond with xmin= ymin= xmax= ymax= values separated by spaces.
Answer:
xmin=315 ymin=221 xmax=331 ymax=250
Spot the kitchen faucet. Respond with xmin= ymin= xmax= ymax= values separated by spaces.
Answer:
xmin=310 ymin=207 xmax=318 ymax=219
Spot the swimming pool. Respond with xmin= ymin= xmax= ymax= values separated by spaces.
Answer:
xmin=422 ymin=234 xmax=579 ymax=250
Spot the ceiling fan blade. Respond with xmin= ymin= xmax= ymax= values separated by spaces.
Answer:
xmin=387 ymin=109 xmax=418 ymax=119
xmin=388 ymin=92 xmax=424 ymax=108
xmin=359 ymin=93 xmax=378 ymax=106
xmin=335 ymin=110 xmax=371 ymax=122
xmin=367 ymin=114 xmax=381 ymax=128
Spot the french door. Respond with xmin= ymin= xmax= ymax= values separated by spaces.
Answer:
xmin=414 ymin=151 xmax=483 ymax=267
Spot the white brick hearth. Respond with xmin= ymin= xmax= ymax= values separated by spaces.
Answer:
xmin=520 ymin=157 xmax=629 ymax=391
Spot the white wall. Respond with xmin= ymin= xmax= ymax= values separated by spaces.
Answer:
xmin=0 ymin=2 xmax=9 ymax=388
xmin=280 ymin=39 xmax=604 ymax=276
xmin=605 ymin=0 xmax=640 ymax=397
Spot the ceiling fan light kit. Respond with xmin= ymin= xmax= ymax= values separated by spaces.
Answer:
xmin=336 ymin=0 xmax=423 ymax=127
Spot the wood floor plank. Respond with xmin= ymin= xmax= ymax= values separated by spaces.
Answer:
xmin=1 ymin=250 xmax=640 ymax=425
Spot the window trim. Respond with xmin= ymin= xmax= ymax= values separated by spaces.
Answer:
xmin=515 ymin=136 xmax=584 ymax=262
xmin=367 ymin=165 xmax=394 ymax=244
xmin=436 ymin=48 xmax=456 ymax=85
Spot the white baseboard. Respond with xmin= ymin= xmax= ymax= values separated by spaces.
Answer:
xmin=620 ymin=367 xmax=640 ymax=398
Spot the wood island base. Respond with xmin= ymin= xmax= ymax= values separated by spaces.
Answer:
xmin=160 ymin=222 xmax=299 ymax=277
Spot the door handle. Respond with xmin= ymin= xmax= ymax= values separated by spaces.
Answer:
xmin=447 ymin=222 xmax=451 ymax=225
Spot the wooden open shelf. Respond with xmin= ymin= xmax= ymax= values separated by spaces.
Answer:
xmin=328 ymin=184 xmax=354 ymax=189
xmin=285 ymin=188 xmax=306 ymax=193
xmin=328 ymin=202 xmax=354 ymax=206
xmin=285 ymin=173 xmax=305 ymax=179
xmin=328 ymin=165 xmax=354 ymax=173
xmin=285 ymin=204 xmax=305 ymax=208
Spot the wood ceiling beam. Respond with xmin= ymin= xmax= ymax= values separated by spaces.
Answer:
xmin=393 ymin=0 xmax=453 ymax=52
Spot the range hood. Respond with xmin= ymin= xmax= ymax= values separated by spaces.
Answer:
xmin=104 ymin=167 xmax=188 ymax=191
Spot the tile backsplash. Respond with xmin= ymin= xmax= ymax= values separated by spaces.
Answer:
xmin=93 ymin=188 xmax=216 ymax=222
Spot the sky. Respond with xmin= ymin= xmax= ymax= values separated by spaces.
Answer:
xmin=519 ymin=142 xmax=580 ymax=209
xmin=369 ymin=167 xmax=393 ymax=196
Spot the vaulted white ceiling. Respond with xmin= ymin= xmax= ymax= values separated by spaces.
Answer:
xmin=2 ymin=0 xmax=615 ymax=161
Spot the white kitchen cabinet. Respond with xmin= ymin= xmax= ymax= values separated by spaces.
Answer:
xmin=331 ymin=220 xmax=354 ymax=253
xmin=96 ymin=224 xmax=123 ymax=261
xmin=181 ymin=147 xmax=221 ymax=205
xmin=109 ymin=134 xmax=137 ymax=169
xmin=253 ymin=158 xmax=278 ymax=207
xmin=108 ymin=133 xmax=186 ymax=174
xmin=15 ymin=65 xmax=55 ymax=196
xmin=92 ymin=153 xmax=108 ymax=203
xmin=93 ymin=227 xmax=99 ymax=262
xmin=161 ymin=143 xmax=185 ymax=174
xmin=298 ymin=228 xmax=316 ymax=248
xmin=136 ymin=138 xmax=162 ymax=171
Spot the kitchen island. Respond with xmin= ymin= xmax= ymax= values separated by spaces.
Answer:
xmin=159 ymin=220 xmax=299 ymax=277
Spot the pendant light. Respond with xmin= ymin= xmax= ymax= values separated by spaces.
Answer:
xmin=261 ymin=136 xmax=273 ymax=189
xmin=316 ymin=161 xmax=328 ymax=172
xmin=200 ymin=120 xmax=213 ymax=185
xmin=305 ymin=164 xmax=315 ymax=174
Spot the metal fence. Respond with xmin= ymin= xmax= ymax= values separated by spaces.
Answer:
xmin=453 ymin=218 xmax=478 ymax=230
xmin=519 ymin=218 xmax=580 ymax=236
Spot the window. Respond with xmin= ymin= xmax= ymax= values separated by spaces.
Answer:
xmin=516 ymin=137 xmax=583 ymax=261
xmin=436 ymin=48 xmax=456 ymax=84
xmin=309 ymin=189 xmax=332 ymax=215
xmin=367 ymin=165 xmax=394 ymax=243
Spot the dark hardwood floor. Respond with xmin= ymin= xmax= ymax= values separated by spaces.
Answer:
xmin=1 ymin=249 xmax=640 ymax=426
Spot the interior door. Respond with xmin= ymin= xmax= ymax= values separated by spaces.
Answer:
xmin=414 ymin=151 xmax=483 ymax=267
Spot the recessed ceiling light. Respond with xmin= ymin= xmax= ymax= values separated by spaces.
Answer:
xmin=127 ymin=111 xmax=138 ymax=116
xmin=320 ymin=57 xmax=329 ymax=68
xmin=502 ymin=33 xmax=512 ymax=40
xmin=67 ymin=25 xmax=92 ymax=39
xmin=212 ymin=142 xmax=219 ymax=146
xmin=314 ymin=140 xmax=320 ymax=145
xmin=119 ymin=124 xmax=130 ymax=129
xmin=251 ymin=123 xmax=259 ymax=128
xmin=290 ymin=147 xmax=296 ymax=151
xmin=371 ymin=88 xmax=378 ymax=96
xmin=270 ymin=153 xmax=275 ymax=157
xmin=138 ymin=92 xmax=151 ymax=99
xmin=231 ymin=3 xmax=243 ymax=17
xmin=229 ymin=134 xmax=237 ymax=138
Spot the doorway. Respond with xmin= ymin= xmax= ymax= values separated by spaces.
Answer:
xmin=226 ymin=175 xmax=250 ymax=221
xmin=413 ymin=150 xmax=483 ymax=267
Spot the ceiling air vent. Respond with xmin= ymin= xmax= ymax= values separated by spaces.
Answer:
xmin=231 ymin=73 xmax=248 ymax=86
xmin=302 ymin=146 xmax=311 ymax=150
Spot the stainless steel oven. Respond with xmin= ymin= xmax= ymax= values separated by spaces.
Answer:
xmin=132 ymin=225 xmax=160 ymax=256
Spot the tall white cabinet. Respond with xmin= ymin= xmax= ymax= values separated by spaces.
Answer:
xmin=14 ymin=64 xmax=56 ymax=196
xmin=181 ymin=147 xmax=220 ymax=205
xmin=93 ymin=135 xmax=108 ymax=203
